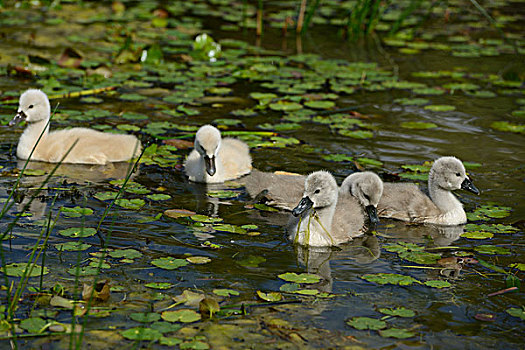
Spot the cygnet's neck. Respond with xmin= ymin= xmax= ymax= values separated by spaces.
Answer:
xmin=298 ymin=199 xmax=338 ymax=246
xmin=429 ymin=176 xmax=464 ymax=217
xmin=18 ymin=119 xmax=49 ymax=159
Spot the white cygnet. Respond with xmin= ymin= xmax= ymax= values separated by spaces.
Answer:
xmin=287 ymin=170 xmax=382 ymax=247
xmin=184 ymin=124 xmax=252 ymax=183
xmin=377 ymin=156 xmax=480 ymax=225
xmin=10 ymin=89 xmax=142 ymax=165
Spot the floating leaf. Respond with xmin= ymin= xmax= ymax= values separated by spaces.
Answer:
xmin=121 ymin=327 xmax=162 ymax=341
xmin=269 ymin=101 xmax=303 ymax=111
xmin=356 ymin=157 xmax=383 ymax=167
xmin=424 ymin=104 xmax=456 ymax=112
xmin=509 ymin=263 xmax=525 ymax=271
xmin=160 ymin=337 xmax=183 ymax=346
xmin=213 ymin=289 xmax=239 ymax=297
xmin=461 ymin=231 xmax=494 ymax=239
xmin=55 ymin=242 xmax=91 ymax=251
xmin=151 ymin=257 xmax=189 ymax=270
xmin=424 ymin=280 xmax=452 ymax=289
xmin=490 ymin=121 xmax=525 ymax=134
xmin=58 ymin=227 xmax=97 ymax=238
xmin=378 ymin=307 xmax=416 ymax=318
xmin=506 ymin=307 xmax=525 ymax=321
xmin=164 ymin=209 xmax=196 ymax=218
xmin=94 ymin=191 xmax=119 ymax=201
xmin=190 ymin=215 xmax=223 ymax=223
xmin=207 ymin=190 xmax=239 ymax=199
xmin=109 ymin=249 xmax=142 ymax=259
xmin=237 ymin=255 xmax=266 ymax=267
xmin=379 ymin=328 xmax=416 ymax=339
xmin=346 ymin=317 xmax=386 ymax=330
xmin=19 ymin=317 xmax=46 ymax=333
xmin=467 ymin=205 xmax=512 ymax=221
xmin=400 ymin=121 xmax=438 ymax=129
xmin=474 ymin=245 xmax=511 ymax=255
xmin=322 ymin=154 xmax=353 ymax=162
xmin=130 ymin=312 xmax=161 ymax=323
xmin=394 ymin=97 xmax=429 ymax=106
xmin=145 ymin=282 xmax=174 ymax=290
xmin=361 ymin=273 xmax=419 ymax=286
xmin=186 ymin=256 xmax=211 ymax=264
xmin=304 ymin=100 xmax=335 ymax=109
xmin=464 ymin=223 xmax=517 ymax=234
xmin=114 ymin=198 xmax=145 ymax=210
xmin=278 ymin=272 xmax=321 ymax=284
xmin=213 ymin=224 xmax=247 ymax=234
xmin=338 ymin=130 xmax=373 ymax=139
xmin=61 ymin=206 xmax=93 ymax=218
xmin=147 ymin=194 xmax=172 ymax=201
xmin=257 ymin=291 xmax=283 ymax=302
xmin=161 ymin=309 xmax=201 ymax=323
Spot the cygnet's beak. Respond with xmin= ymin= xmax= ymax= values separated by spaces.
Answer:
xmin=365 ymin=205 xmax=380 ymax=225
xmin=204 ymin=155 xmax=216 ymax=176
xmin=461 ymin=178 xmax=480 ymax=195
xmin=9 ymin=110 xmax=27 ymax=126
xmin=292 ymin=196 xmax=313 ymax=217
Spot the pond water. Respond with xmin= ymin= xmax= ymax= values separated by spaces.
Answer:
xmin=0 ymin=1 xmax=523 ymax=349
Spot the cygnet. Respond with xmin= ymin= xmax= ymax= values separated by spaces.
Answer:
xmin=10 ymin=89 xmax=142 ymax=165
xmin=184 ymin=124 xmax=252 ymax=183
xmin=377 ymin=156 xmax=479 ymax=225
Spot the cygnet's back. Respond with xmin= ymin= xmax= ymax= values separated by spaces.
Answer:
xmin=377 ymin=156 xmax=479 ymax=225
xmin=243 ymin=169 xmax=305 ymax=210
xmin=184 ymin=125 xmax=252 ymax=183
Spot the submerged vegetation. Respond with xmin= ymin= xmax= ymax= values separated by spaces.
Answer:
xmin=0 ymin=0 xmax=523 ymax=349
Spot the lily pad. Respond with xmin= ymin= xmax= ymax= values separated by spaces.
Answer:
xmin=161 ymin=309 xmax=201 ymax=323
xmin=61 ymin=206 xmax=93 ymax=218
xmin=146 ymin=194 xmax=172 ymax=201
xmin=237 ymin=255 xmax=266 ymax=267
xmin=55 ymin=242 xmax=92 ymax=251
xmin=58 ymin=227 xmax=97 ymax=238
xmin=490 ymin=121 xmax=525 ymax=134
xmin=213 ymin=289 xmax=239 ymax=297
xmin=94 ymin=191 xmax=119 ymax=201
xmin=121 ymin=327 xmax=162 ymax=341
xmin=361 ymin=273 xmax=419 ymax=286
xmin=114 ymin=198 xmax=145 ymax=210
xmin=186 ymin=256 xmax=211 ymax=264
xmin=190 ymin=215 xmax=223 ymax=223
xmin=506 ymin=307 xmax=525 ymax=321
xmin=461 ymin=231 xmax=494 ymax=239
xmin=424 ymin=104 xmax=456 ymax=112
xmin=5 ymin=263 xmax=49 ymax=277
xmin=474 ymin=245 xmax=511 ymax=255
xmin=394 ymin=97 xmax=429 ymax=106
xmin=145 ymin=282 xmax=174 ymax=290
xmin=424 ymin=280 xmax=452 ymax=288
xmin=109 ymin=249 xmax=143 ymax=259
xmin=378 ymin=307 xmax=415 ymax=317
xmin=130 ymin=312 xmax=161 ymax=323
xmin=467 ymin=205 xmax=511 ymax=221
xmin=19 ymin=317 xmax=46 ymax=333
xmin=269 ymin=101 xmax=303 ymax=111
xmin=400 ymin=121 xmax=438 ymax=129
xmin=379 ymin=328 xmax=416 ymax=339
xmin=304 ymin=100 xmax=335 ymax=109
xmin=207 ymin=190 xmax=240 ymax=199
xmin=257 ymin=291 xmax=283 ymax=302
xmin=346 ymin=317 xmax=386 ymax=330
xmin=278 ymin=272 xmax=321 ymax=284
xmin=151 ymin=257 xmax=189 ymax=270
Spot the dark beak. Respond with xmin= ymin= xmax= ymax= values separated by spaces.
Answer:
xmin=365 ymin=205 xmax=379 ymax=225
xmin=461 ymin=178 xmax=480 ymax=195
xmin=9 ymin=111 xmax=27 ymax=126
xmin=204 ymin=155 xmax=216 ymax=176
xmin=292 ymin=196 xmax=313 ymax=217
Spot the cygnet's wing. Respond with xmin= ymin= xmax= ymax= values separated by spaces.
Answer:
xmin=331 ymin=193 xmax=366 ymax=243
xmin=243 ymin=169 xmax=305 ymax=210
xmin=377 ymin=182 xmax=441 ymax=222
xmin=219 ymin=138 xmax=252 ymax=181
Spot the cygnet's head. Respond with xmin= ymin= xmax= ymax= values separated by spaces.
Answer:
xmin=10 ymin=89 xmax=50 ymax=126
xmin=292 ymin=170 xmax=338 ymax=217
xmin=340 ymin=171 xmax=383 ymax=224
xmin=194 ymin=125 xmax=222 ymax=176
xmin=430 ymin=156 xmax=479 ymax=194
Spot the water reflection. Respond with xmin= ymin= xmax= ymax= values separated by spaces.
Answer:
xmin=379 ymin=220 xmax=464 ymax=247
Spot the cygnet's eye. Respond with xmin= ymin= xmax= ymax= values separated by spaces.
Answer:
xmin=314 ymin=189 xmax=320 ymax=194
xmin=455 ymin=172 xmax=461 ymax=177
xmin=28 ymin=105 xmax=34 ymax=109
xmin=363 ymin=194 xmax=370 ymax=201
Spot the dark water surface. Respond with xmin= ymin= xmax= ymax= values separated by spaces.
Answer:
xmin=0 ymin=1 xmax=523 ymax=349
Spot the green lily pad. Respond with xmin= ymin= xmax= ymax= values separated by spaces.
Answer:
xmin=378 ymin=307 xmax=415 ymax=317
xmin=151 ymin=257 xmax=189 ymax=270
xmin=509 ymin=263 xmax=525 ymax=271
xmin=424 ymin=104 xmax=456 ymax=112
xmin=23 ymin=169 xmax=46 ymax=176
xmin=61 ymin=206 xmax=93 ymax=217
xmin=161 ymin=309 xmax=201 ymax=323
xmin=109 ymin=249 xmax=143 ymax=259
xmin=130 ymin=312 xmax=161 ymax=323
xmin=58 ymin=227 xmax=97 ymax=238
xmin=278 ymin=272 xmax=321 ymax=284
xmin=400 ymin=121 xmax=438 ymax=129
xmin=398 ymin=251 xmax=441 ymax=264
xmin=424 ymin=280 xmax=452 ymax=288
xmin=213 ymin=289 xmax=240 ymax=297
xmin=237 ymin=255 xmax=266 ymax=267
xmin=120 ymin=93 xmax=147 ymax=102
xmin=506 ymin=307 xmax=525 ymax=320
xmin=147 ymin=194 xmax=172 ymax=201
xmin=269 ymin=101 xmax=303 ymax=111
xmin=257 ymin=291 xmax=283 ymax=302
xmin=490 ymin=121 xmax=525 ymax=134
xmin=461 ymin=231 xmax=494 ymax=239
xmin=160 ymin=337 xmax=183 ymax=346
xmin=413 ymin=87 xmax=445 ymax=95
xmin=467 ymin=205 xmax=512 ymax=221
xmin=304 ymin=100 xmax=335 ymax=109
xmin=66 ymin=266 xmax=99 ymax=276
xmin=114 ymin=198 xmax=145 ymax=210
xmin=19 ymin=317 xmax=46 ymax=333
xmin=190 ymin=215 xmax=223 ymax=223
xmin=346 ymin=317 xmax=387 ymax=330
xmin=394 ymin=97 xmax=429 ymax=106
xmin=356 ymin=157 xmax=383 ymax=167
xmin=121 ymin=327 xmax=162 ymax=341
xmin=322 ymin=154 xmax=354 ymax=162
xmin=474 ymin=245 xmax=511 ymax=255
xmin=253 ymin=203 xmax=279 ymax=212
xmin=213 ymin=224 xmax=247 ymax=234
xmin=379 ymin=328 xmax=416 ymax=339
xmin=55 ymin=242 xmax=91 ymax=251
xmin=145 ymin=282 xmax=174 ymax=290
xmin=186 ymin=256 xmax=211 ymax=264
xmin=361 ymin=273 xmax=419 ymax=286
xmin=5 ymin=263 xmax=48 ymax=277
xmin=338 ymin=130 xmax=374 ymax=139
xmin=180 ymin=340 xmax=209 ymax=349
xmin=94 ymin=191 xmax=119 ymax=201
xmin=207 ymin=190 xmax=240 ymax=199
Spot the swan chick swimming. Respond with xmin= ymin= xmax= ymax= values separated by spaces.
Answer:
xmin=184 ymin=124 xmax=252 ymax=183
xmin=288 ymin=170 xmax=382 ymax=247
xmin=10 ymin=89 xmax=142 ymax=165
xmin=377 ymin=156 xmax=479 ymax=225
